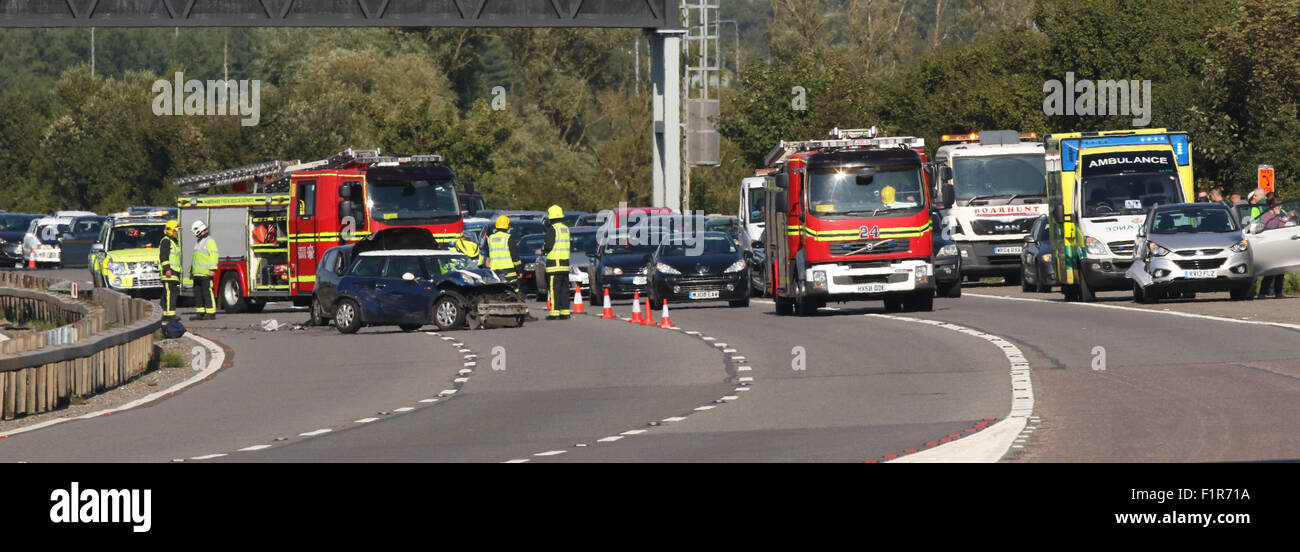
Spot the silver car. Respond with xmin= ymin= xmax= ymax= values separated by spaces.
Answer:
xmin=1126 ymin=203 xmax=1254 ymax=303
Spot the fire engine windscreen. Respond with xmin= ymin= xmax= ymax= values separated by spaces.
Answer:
xmin=367 ymin=177 xmax=460 ymax=223
xmin=807 ymin=166 xmax=925 ymax=216
xmin=951 ymin=154 xmax=1046 ymax=202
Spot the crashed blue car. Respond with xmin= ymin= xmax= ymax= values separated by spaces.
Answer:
xmin=323 ymin=228 xmax=529 ymax=333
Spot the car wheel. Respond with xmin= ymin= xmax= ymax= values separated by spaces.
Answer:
xmin=729 ymin=297 xmax=750 ymax=308
xmin=399 ymin=323 xmax=422 ymax=332
xmin=433 ymin=292 xmax=468 ymax=331
xmin=1005 ymin=272 xmax=1021 ymax=286
xmin=309 ymin=296 xmax=327 ymax=326
xmin=220 ymin=273 xmax=250 ymax=313
xmin=334 ymin=299 xmax=362 ymax=334
xmin=1230 ymin=282 xmax=1254 ymax=301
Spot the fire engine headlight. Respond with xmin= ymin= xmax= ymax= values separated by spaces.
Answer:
xmin=811 ymin=270 xmax=827 ymax=284
xmin=914 ymin=265 xmax=928 ymax=278
xmin=1229 ymin=240 xmax=1249 ymax=253
xmin=655 ymin=262 xmax=681 ymax=275
xmin=107 ymin=261 xmax=130 ymax=275
xmin=724 ymin=260 xmax=747 ymax=273
xmin=938 ymin=244 xmax=957 ymax=257
xmin=1084 ymin=236 xmax=1108 ymax=256
xmin=1147 ymin=242 xmax=1171 ymax=257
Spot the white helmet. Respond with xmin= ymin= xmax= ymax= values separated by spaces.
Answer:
xmin=191 ymin=220 xmax=208 ymax=237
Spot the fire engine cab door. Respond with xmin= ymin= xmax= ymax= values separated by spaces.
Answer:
xmin=293 ymin=180 xmax=318 ymax=294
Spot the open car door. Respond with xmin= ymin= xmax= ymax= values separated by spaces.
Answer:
xmin=1245 ymin=199 xmax=1300 ymax=277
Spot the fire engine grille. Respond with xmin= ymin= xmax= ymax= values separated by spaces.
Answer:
xmin=830 ymin=239 xmax=909 ymax=256
xmin=832 ymin=273 xmax=909 ymax=285
xmin=1174 ymin=259 xmax=1225 ymax=270
xmin=971 ymin=218 xmax=1036 ymax=236
xmin=1108 ymin=241 xmax=1135 ymax=255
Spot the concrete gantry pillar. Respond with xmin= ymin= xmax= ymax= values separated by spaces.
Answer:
xmin=651 ymin=28 xmax=684 ymax=211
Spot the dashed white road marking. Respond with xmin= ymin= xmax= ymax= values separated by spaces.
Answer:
xmin=504 ymin=459 xmax=531 ymax=463
xmin=723 ymin=348 xmax=737 ymax=353
xmin=458 ymin=348 xmax=471 ymax=353
xmin=299 ymin=429 xmax=332 ymax=437
xmin=597 ymin=436 xmax=624 ymax=442
xmin=438 ymin=389 xmax=457 ymax=396
xmin=453 ymin=377 xmax=469 ymax=383
xmin=737 ymin=366 xmax=752 ymax=372
xmin=418 ymin=399 xmax=438 ymax=403
xmin=458 ymin=369 xmax=473 ymax=375
xmin=731 ymin=356 xmax=746 ymax=361
xmin=734 ymin=387 xmax=750 ymax=392
xmin=661 ymin=416 xmax=687 ymax=422
xmin=720 ymin=395 xmax=738 ymax=401
xmin=190 ymin=453 xmax=227 ymax=460
xmin=534 ymin=450 xmax=566 ymax=456
xmin=701 ymin=336 xmax=716 ymax=341
xmin=620 ymin=429 xmax=648 ymax=435
xmin=738 ymin=376 xmax=753 ymax=382
xmin=354 ymin=417 xmax=379 ymax=423
xmin=238 ymin=445 xmax=271 ymax=452
xmin=694 ymin=405 xmax=716 ymax=411
xmin=393 ymin=407 xmax=414 ymax=412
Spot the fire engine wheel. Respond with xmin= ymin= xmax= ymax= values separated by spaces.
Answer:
xmin=220 ymin=273 xmax=251 ymax=314
xmin=883 ymin=298 xmax=904 ymax=313
xmin=433 ymin=292 xmax=468 ymax=331
xmin=906 ymin=291 xmax=934 ymax=312
xmin=334 ymin=299 xmax=362 ymax=334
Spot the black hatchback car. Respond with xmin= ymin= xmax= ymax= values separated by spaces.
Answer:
xmin=647 ymin=231 xmax=751 ymax=308
xmin=1019 ymin=215 xmax=1056 ymax=292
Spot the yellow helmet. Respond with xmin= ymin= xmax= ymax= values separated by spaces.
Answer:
xmin=164 ymin=220 xmax=180 ymax=238
xmin=495 ymin=215 xmax=510 ymax=230
xmin=547 ymin=205 xmax=564 ymax=220
xmin=880 ymin=185 xmax=896 ymax=205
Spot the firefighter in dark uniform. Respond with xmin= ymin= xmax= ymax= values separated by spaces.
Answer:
xmin=158 ymin=220 xmax=182 ymax=321
xmin=190 ymin=220 xmax=219 ymax=320
xmin=541 ymin=205 xmax=571 ymax=320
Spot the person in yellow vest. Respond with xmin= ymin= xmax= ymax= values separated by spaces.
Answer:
xmin=158 ymin=220 xmax=182 ymax=321
xmin=485 ymin=215 xmax=522 ymax=283
xmin=540 ymin=204 xmax=571 ymax=320
xmin=449 ymin=231 xmax=482 ymax=264
xmin=190 ymin=220 xmax=219 ymax=320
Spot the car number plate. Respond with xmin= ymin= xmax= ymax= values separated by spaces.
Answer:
xmin=632 ymin=276 xmax=646 ymax=285
xmin=994 ymin=246 xmax=1023 ymax=255
xmin=856 ymin=283 xmax=887 ymax=293
xmin=1184 ymin=270 xmax=1217 ymax=279
xmin=688 ymin=290 xmax=720 ymax=299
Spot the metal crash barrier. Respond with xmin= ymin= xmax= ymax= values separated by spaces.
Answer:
xmin=0 ymin=272 xmax=161 ymax=420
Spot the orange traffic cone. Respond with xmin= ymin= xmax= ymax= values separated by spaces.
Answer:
xmin=629 ymin=291 xmax=642 ymax=323
xmin=658 ymin=299 xmax=675 ymax=328
xmin=26 ymin=257 xmax=35 ymax=269
xmin=641 ymin=296 xmax=657 ymax=326
xmin=599 ymin=288 xmax=616 ymax=319
xmin=573 ymin=285 xmax=586 ymax=314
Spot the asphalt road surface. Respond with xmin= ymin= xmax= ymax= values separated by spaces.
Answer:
xmin=4 ymin=267 xmax=1298 ymax=462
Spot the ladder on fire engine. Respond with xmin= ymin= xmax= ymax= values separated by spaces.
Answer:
xmin=763 ymin=127 xmax=926 ymax=167
xmin=173 ymin=148 xmax=446 ymax=194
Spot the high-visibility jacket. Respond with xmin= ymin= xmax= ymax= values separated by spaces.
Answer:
xmin=486 ymin=231 xmax=519 ymax=275
xmin=452 ymin=237 xmax=481 ymax=260
xmin=543 ymin=222 xmax=570 ymax=273
xmin=159 ymin=236 xmax=181 ymax=281
xmin=192 ymin=235 xmax=219 ymax=276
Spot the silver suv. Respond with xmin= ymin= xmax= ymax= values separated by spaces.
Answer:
xmin=1126 ymin=203 xmax=1254 ymax=303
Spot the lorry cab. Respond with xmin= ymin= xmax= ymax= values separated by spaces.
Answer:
xmin=739 ymin=176 xmax=767 ymax=242
xmin=931 ymin=131 xmax=1046 ymax=284
xmin=1046 ymin=129 xmax=1193 ymax=301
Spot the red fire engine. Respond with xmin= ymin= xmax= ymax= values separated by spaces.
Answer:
xmin=762 ymin=128 xmax=938 ymax=315
xmin=173 ymin=149 xmax=466 ymax=312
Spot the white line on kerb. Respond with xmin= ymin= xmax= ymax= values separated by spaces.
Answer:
xmin=870 ymin=313 xmax=1034 ymax=463
xmin=299 ymin=429 xmax=332 ymax=437
xmin=965 ymin=292 xmax=1300 ymax=332
xmin=190 ymin=453 xmax=227 ymax=460
xmin=238 ymin=445 xmax=272 ymax=452
xmin=534 ymin=450 xmax=566 ymax=456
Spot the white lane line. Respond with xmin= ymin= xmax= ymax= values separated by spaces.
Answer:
xmin=299 ymin=429 xmax=332 ymax=437
xmin=418 ymin=398 xmax=438 ymax=403
xmin=620 ymin=429 xmax=648 ymax=435
xmin=713 ymin=342 xmax=728 ymax=348
xmin=393 ymin=407 xmax=414 ymax=412
xmin=694 ymin=405 xmax=716 ymax=411
xmin=534 ymin=450 xmax=566 ymax=456
xmin=458 ymin=348 xmax=471 ymax=353
xmin=731 ymin=356 xmax=746 ymax=361
xmin=354 ymin=417 xmax=379 ymax=423
xmin=966 ymin=292 xmax=1300 ymax=332
xmin=684 ymin=330 xmax=700 ymax=335
xmin=440 ymin=336 xmax=454 ymax=341
xmin=463 ymin=362 xmax=477 ymax=367
xmin=737 ymin=366 xmax=752 ymax=372
xmin=454 ymin=377 xmax=469 ymax=383
xmin=738 ymin=376 xmax=753 ymax=382
xmin=661 ymin=416 xmax=687 ymax=422
xmin=701 ymin=336 xmax=716 ymax=341
xmin=438 ymin=389 xmax=457 ymax=396
xmin=735 ymin=387 xmax=750 ymax=392
xmin=504 ymin=459 xmax=531 ymax=463
xmin=871 ymin=314 xmax=1033 ymax=463
xmin=458 ymin=369 xmax=473 ymax=375
xmin=452 ymin=342 xmax=463 ymax=347
xmin=238 ymin=445 xmax=271 ymax=452
xmin=190 ymin=453 xmax=227 ymax=460
xmin=723 ymin=348 xmax=737 ymax=353
xmin=720 ymin=396 xmax=738 ymax=401
xmin=597 ymin=436 xmax=624 ymax=442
